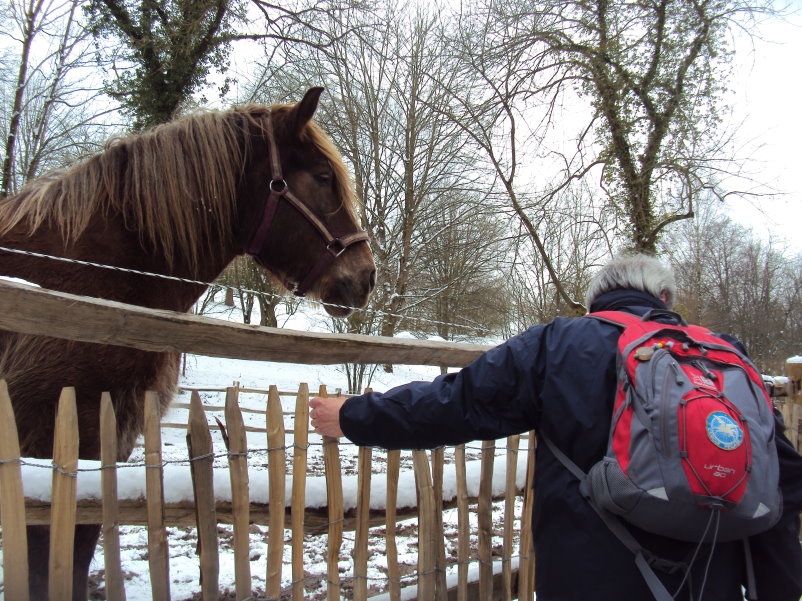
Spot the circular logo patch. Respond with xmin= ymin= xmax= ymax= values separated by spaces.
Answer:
xmin=706 ymin=412 xmax=743 ymax=451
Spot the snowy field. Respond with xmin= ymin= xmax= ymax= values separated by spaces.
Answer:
xmin=0 ymin=301 xmax=529 ymax=600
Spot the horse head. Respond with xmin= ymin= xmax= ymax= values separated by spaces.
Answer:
xmin=239 ymin=88 xmax=376 ymax=317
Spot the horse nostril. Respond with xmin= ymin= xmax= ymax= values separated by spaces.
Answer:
xmin=368 ymin=269 xmax=376 ymax=292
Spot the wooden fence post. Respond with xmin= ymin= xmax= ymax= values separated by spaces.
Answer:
xmin=319 ymin=385 xmax=345 ymax=601
xmin=431 ymin=447 xmax=447 ymax=601
xmin=478 ymin=440 xmax=495 ymax=601
xmin=291 ymin=383 xmax=310 ymax=599
xmin=353 ymin=445 xmax=373 ymax=601
xmin=0 ymin=380 xmax=29 ymax=601
xmin=502 ymin=435 xmax=520 ymax=601
xmin=188 ymin=391 xmax=219 ymax=600
xmin=517 ymin=432 xmax=537 ymax=600
xmin=412 ymin=449 xmax=435 ymax=600
xmin=49 ymin=387 xmax=79 ymax=601
xmin=385 ymin=449 xmax=402 ymax=601
xmin=454 ymin=444 xmax=469 ymax=601
xmin=225 ymin=386 xmax=252 ymax=601
xmin=100 ymin=392 xmax=126 ymax=601
xmin=266 ymin=384 xmax=286 ymax=600
xmin=144 ymin=391 xmax=171 ymax=600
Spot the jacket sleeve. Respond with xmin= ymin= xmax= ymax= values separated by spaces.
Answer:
xmin=338 ymin=325 xmax=547 ymax=449
xmin=746 ymin=412 xmax=802 ymax=601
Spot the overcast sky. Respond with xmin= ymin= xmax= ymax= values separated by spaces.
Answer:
xmin=726 ymin=7 xmax=802 ymax=251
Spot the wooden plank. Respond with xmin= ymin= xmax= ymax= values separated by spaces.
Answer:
xmin=385 ymin=449 xmax=402 ymax=601
xmin=454 ymin=445 xmax=469 ymax=601
xmin=432 ymin=447 xmax=447 ymax=601
xmin=100 ymin=393 xmax=126 ymax=601
xmin=20 ymin=493 xmax=511 ymax=528
xmin=320 ymin=385 xmax=344 ymax=601
xmin=517 ymin=431 xmax=537 ymax=600
xmin=291 ymin=384 xmax=310 ymax=600
xmin=188 ymin=391 xmax=219 ymax=600
xmin=144 ymin=391 xmax=171 ymax=601
xmin=225 ymin=386 xmax=252 ymax=601
xmin=0 ymin=279 xmax=491 ymax=366
xmin=49 ymin=387 xmax=79 ymax=601
xmin=478 ymin=440 xmax=495 ymax=601
xmin=0 ymin=380 xmax=29 ymax=601
xmin=266 ymin=384 xmax=286 ymax=600
xmin=412 ymin=450 xmax=435 ymax=601
xmin=502 ymin=436 xmax=519 ymax=601
xmin=353 ymin=446 xmax=373 ymax=601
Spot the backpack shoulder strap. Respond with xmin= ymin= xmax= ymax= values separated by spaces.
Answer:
xmin=540 ymin=435 xmax=677 ymax=601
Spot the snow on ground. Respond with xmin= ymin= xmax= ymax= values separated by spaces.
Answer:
xmin=0 ymin=301 xmax=529 ymax=600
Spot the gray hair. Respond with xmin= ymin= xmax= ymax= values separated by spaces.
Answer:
xmin=585 ymin=253 xmax=676 ymax=309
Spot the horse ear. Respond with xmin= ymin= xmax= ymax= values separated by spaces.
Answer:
xmin=291 ymin=87 xmax=325 ymax=135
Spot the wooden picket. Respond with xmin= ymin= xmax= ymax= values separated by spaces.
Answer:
xmin=518 ymin=431 xmax=537 ymax=599
xmin=431 ymin=447 xmax=447 ymax=601
xmin=291 ymin=383 xmax=310 ymax=599
xmin=385 ymin=449 xmax=402 ymax=601
xmin=412 ymin=449 xmax=436 ymax=600
xmin=100 ymin=393 xmax=126 ymax=601
xmin=0 ymin=380 xmax=29 ymax=601
xmin=477 ymin=440 xmax=495 ymax=600
xmin=454 ymin=444 xmax=469 ymax=601
xmin=0 ymin=381 xmax=538 ymax=601
xmin=224 ymin=386 xmax=252 ymax=600
xmin=265 ymin=384 xmax=286 ymax=599
xmin=49 ymin=387 xmax=79 ymax=601
xmin=144 ymin=391 xmax=171 ymax=600
xmin=502 ymin=435 xmax=520 ymax=601
xmin=188 ymin=391 xmax=219 ymax=600
xmin=320 ymin=384 xmax=345 ymax=601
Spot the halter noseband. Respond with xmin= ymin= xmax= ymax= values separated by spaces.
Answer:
xmin=246 ymin=111 xmax=370 ymax=297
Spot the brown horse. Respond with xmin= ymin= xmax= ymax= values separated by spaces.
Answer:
xmin=0 ymin=88 xmax=375 ymax=600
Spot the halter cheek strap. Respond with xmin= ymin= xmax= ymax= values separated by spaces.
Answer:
xmin=246 ymin=111 xmax=370 ymax=297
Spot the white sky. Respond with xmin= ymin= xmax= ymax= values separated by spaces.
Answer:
xmin=725 ymin=8 xmax=802 ymax=251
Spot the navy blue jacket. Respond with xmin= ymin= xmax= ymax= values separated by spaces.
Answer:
xmin=341 ymin=289 xmax=802 ymax=601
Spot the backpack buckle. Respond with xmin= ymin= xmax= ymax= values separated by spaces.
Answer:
xmin=643 ymin=551 xmax=687 ymax=575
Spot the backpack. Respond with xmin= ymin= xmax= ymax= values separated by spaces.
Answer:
xmin=542 ymin=309 xmax=781 ymax=600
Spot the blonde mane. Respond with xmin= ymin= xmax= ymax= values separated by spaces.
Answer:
xmin=0 ymin=103 xmax=358 ymax=270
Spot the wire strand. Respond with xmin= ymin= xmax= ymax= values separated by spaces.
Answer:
xmin=0 ymin=244 xmax=488 ymax=335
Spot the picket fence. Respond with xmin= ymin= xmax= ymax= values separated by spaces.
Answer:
xmin=0 ymin=378 xmax=537 ymax=601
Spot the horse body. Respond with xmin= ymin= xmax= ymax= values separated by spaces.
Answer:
xmin=0 ymin=88 xmax=375 ymax=600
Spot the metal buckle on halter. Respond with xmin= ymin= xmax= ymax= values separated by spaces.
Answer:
xmin=270 ymin=179 xmax=287 ymax=193
xmin=326 ymin=238 xmax=347 ymax=257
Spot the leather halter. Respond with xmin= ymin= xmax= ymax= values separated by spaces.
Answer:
xmin=246 ymin=111 xmax=370 ymax=297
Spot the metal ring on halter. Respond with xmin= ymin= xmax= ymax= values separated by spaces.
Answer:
xmin=326 ymin=239 xmax=347 ymax=257
xmin=270 ymin=179 xmax=287 ymax=193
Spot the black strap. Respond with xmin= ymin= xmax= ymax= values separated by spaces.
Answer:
xmin=541 ymin=435 xmax=676 ymax=601
xmin=743 ymin=538 xmax=757 ymax=599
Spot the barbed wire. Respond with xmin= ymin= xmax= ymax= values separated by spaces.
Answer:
xmin=0 ymin=244 xmax=490 ymax=336
xmin=3 ymin=439 xmax=527 ymax=474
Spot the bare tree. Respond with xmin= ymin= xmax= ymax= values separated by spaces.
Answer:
xmin=0 ymin=0 xmax=113 ymax=195
xmin=664 ymin=202 xmax=802 ymax=372
xmin=464 ymin=0 xmax=777 ymax=254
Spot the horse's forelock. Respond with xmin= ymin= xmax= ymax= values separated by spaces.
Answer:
xmin=269 ymin=103 xmax=360 ymax=224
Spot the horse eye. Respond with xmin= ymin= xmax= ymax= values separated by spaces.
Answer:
xmin=315 ymin=172 xmax=332 ymax=184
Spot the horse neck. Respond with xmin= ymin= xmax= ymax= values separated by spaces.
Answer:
xmin=0 ymin=212 xmax=235 ymax=313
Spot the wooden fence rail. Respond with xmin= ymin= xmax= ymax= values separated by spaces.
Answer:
xmin=0 ymin=380 xmax=537 ymax=600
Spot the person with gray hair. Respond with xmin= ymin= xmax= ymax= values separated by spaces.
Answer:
xmin=585 ymin=252 xmax=677 ymax=310
xmin=310 ymin=252 xmax=802 ymax=601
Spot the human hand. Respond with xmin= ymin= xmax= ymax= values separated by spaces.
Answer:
xmin=309 ymin=395 xmax=348 ymax=438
